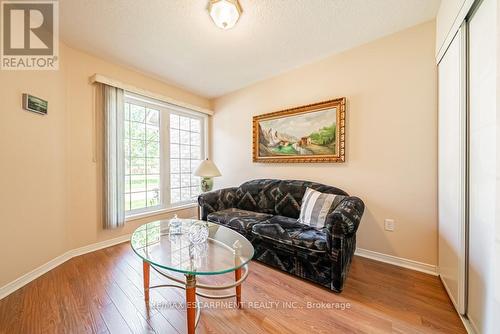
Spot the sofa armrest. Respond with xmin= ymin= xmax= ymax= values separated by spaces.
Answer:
xmin=324 ymin=197 xmax=364 ymax=290
xmin=197 ymin=187 xmax=239 ymax=220
xmin=325 ymin=196 xmax=365 ymax=236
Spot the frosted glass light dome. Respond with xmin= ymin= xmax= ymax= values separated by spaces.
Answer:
xmin=208 ymin=0 xmax=242 ymax=30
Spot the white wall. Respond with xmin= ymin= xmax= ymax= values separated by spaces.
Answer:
xmin=437 ymin=1 xmax=500 ymax=331
xmin=438 ymin=27 xmax=466 ymax=312
xmin=468 ymin=0 xmax=498 ymax=332
xmin=212 ymin=21 xmax=438 ymax=266
xmin=436 ymin=0 xmax=474 ymax=59
xmin=495 ymin=0 xmax=500 ymax=327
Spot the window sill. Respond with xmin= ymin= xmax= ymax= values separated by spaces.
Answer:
xmin=125 ymin=202 xmax=198 ymax=222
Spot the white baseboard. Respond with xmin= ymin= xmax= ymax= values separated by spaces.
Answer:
xmin=355 ymin=248 xmax=438 ymax=276
xmin=0 ymin=252 xmax=73 ymax=301
xmin=0 ymin=234 xmax=131 ymax=300
xmin=67 ymin=234 xmax=131 ymax=258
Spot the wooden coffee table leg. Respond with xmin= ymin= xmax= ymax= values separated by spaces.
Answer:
xmin=235 ymin=267 xmax=242 ymax=308
xmin=143 ymin=261 xmax=150 ymax=301
xmin=186 ymin=274 xmax=196 ymax=334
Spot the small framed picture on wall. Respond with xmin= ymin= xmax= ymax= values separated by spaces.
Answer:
xmin=22 ymin=94 xmax=48 ymax=115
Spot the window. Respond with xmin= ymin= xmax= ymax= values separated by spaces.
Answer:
xmin=124 ymin=94 xmax=206 ymax=216
xmin=169 ymin=114 xmax=202 ymax=203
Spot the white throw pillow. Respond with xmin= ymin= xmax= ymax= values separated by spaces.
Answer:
xmin=298 ymin=188 xmax=344 ymax=228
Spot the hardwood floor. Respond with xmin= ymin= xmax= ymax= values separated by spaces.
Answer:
xmin=0 ymin=243 xmax=465 ymax=334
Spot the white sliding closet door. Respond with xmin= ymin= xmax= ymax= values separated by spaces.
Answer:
xmin=438 ymin=27 xmax=467 ymax=314
xmin=468 ymin=0 xmax=496 ymax=331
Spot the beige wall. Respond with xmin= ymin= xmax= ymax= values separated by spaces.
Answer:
xmin=0 ymin=43 xmax=210 ymax=288
xmin=0 ymin=58 xmax=68 ymax=289
xmin=0 ymin=21 xmax=437 ymax=289
xmin=212 ymin=21 xmax=438 ymax=265
xmin=63 ymin=44 xmax=208 ymax=250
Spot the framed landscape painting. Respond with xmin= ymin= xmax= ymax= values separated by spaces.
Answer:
xmin=253 ymin=98 xmax=345 ymax=163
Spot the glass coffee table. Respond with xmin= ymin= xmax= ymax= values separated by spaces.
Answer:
xmin=131 ymin=219 xmax=254 ymax=334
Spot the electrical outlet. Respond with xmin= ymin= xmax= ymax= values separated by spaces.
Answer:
xmin=384 ymin=219 xmax=395 ymax=232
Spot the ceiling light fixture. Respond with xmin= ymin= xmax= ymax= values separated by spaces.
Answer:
xmin=208 ymin=0 xmax=242 ymax=30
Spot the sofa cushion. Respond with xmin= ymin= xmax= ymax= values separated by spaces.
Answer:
xmin=252 ymin=215 xmax=327 ymax=252
xmin=274 ymin=180 xmax=348 ymax=218
xmin=236 ymin=179 xmax=281 ymax=214
xmin=298 ymin=188 xmax=346 ymax=228
xmin=275 ymin=193 xmax=301 ymax=219
xmin=207 ymin=208 xmax=273 ymax=234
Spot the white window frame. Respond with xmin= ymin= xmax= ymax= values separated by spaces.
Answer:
xmin=124 ymin=92 xmax=208 ymax=218
xmin=168 ymin=109 xmax=207 ymax=207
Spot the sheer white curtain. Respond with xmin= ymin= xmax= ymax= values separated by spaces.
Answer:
xmin=103 ymin=84 xmax=125 ymax=229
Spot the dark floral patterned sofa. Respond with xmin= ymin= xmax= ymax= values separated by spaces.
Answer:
xmin=198 ymin=179 xmax=365 ymax=292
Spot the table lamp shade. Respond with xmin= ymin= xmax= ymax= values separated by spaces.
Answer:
xmin=194 ymin=159 xmax=221 ymax=178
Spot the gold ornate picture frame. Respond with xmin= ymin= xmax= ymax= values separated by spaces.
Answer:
xmin=253 ymin=98 xmax=345 ymax=163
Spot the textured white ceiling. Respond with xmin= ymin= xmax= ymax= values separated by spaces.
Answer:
xmin=60 ymin=0 xmax=440 ymax=98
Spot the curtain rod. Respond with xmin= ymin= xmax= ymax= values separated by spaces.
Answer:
xmin=90 ymin=74 xmax=214 ymax=116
